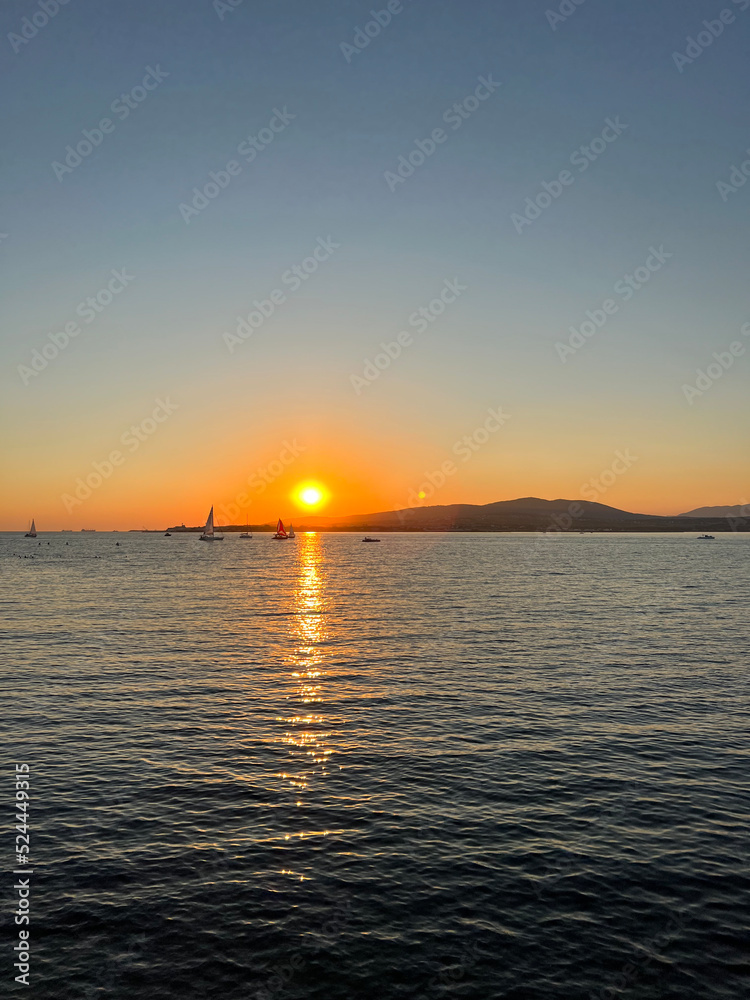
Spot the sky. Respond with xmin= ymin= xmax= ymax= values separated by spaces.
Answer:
xmin=1 ymin=0 xmax=749 ymax=529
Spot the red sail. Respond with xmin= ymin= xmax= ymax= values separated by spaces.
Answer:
xmin=276 ymin=519 xmax=287 ymax=536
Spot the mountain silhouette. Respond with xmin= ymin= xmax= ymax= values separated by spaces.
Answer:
xmin=679 ymin=504 xmax=749 ymax=517
xmin=296 ymin=497 xmax=747 ymax=532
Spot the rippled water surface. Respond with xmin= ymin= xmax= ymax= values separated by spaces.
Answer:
xmin=3 ymin=531 xmax=749 ymax=999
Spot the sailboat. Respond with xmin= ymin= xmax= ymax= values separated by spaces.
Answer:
xmin=25 ymin=519 xmax=37 ymax=538
xmin=239 ymin=513 xmax=252 ymax=539
xmin=272 ymin=518 xmax=289 ymax=540
xmin=288 ymin=523 xmax=295 ymax=539
xmin=199 ymin=506 xmax=224 ymax=542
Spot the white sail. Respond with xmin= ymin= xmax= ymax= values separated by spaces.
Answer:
xmin=288 ymin=523 xmax=295 ymax=538
xmin=26 ymin=519 xmax=37 ymax=538
xmin=199 ymin=505 xmax=224 ymax=541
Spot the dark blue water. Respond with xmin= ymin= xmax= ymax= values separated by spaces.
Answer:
xmin=3 ymin=531 xmax=749 ymax=999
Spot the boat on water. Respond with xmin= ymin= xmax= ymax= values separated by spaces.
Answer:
xmin=362 ymin=537 xmax=380 ymax=543
xmin=199 ymin=506 xmax=224 ymax=542
xmin=698 ymin=534 xmax=715 ymax=540
xmin=288 ymin=523 xmax=295 ymax=539
xmin=239 ymin=513 xmax=252 ymax=539
xmin=164 ymin=532 xmax=172 ymax=537
xmin=25 ymin=519 xmax=37 ymax=538
xmin=272 ymin=518 xmax=289 ymax=540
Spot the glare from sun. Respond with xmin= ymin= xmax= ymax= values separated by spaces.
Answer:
xmin=294 ymin=483 xmax=328 ymax=510
xmin=301 ymin=487 xmax=322 ymax=506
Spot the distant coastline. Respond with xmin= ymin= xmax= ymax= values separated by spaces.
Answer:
xmin=158 ymin=523 xmax=747 ymax=534
xmin=11 ymin=498 xmax=747 ymax=535
xmin=156 ymin=497 xmax=750 ymax=534
xmin=162 ymin=495 xmax=749 ymax=534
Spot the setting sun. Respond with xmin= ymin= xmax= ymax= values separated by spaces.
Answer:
xmin=293 ymin=482 xmax=329 ymax=510
xmin=301 ymin=487 xmax=321 ymax=506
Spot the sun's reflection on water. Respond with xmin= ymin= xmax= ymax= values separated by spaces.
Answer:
xmin=275 ymin=533 xmax=335 ymax=808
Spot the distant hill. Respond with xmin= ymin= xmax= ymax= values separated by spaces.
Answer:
xmin=303 ymin=497 xmax=646 ymax=530
xmin=679 ymin=504 xmax=749 ymax=517
xmin=296 ymin=496 xmax=748 ymax=532
xmin=167 ymin=497 xmax=750 ymax=533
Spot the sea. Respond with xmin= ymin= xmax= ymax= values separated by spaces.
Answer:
xmin=2 ymin=531 xmax=749 ymax=1000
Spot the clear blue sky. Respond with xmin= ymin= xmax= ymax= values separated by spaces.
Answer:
xmin=2 ymin=0 xmax=749 ymax=527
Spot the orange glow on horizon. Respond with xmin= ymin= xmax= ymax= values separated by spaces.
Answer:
xmin=4 ymin=409 xmax=749 ymax=529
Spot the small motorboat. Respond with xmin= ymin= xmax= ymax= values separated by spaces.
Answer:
xmin=164 ymin=532 xmax=171 ymax=537
xmin=697 ymin=534 xmax=715 ymax=540
xmin=362 ymin=537 xmax=380 ymax=543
